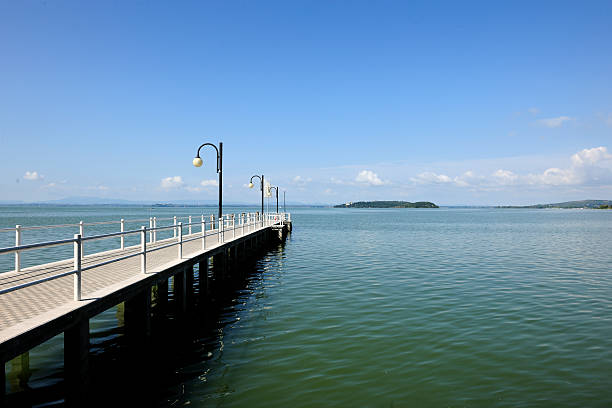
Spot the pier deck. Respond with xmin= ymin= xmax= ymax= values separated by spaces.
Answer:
xmin=0 ymin=214 xmax=289 ymax=366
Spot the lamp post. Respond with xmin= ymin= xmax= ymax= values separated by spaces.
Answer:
xmin=269 ymin=186 xmax=279 ymax=213
xmin=248 ymin=174 xmax=264 ymax=216
xmin=193 ymin=142 xmax=223 ymax=222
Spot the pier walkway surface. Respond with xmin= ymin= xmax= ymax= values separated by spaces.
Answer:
xmin=0 ymin=212 xmax=290 ymax=365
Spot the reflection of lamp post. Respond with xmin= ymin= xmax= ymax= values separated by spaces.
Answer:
xmin=193 ymin=142 xmax=223 ymax=221
xmin=269 ymin=186 xmax=279 ymax=213
xmin=248 ymin=174 xmax=264 ymax=216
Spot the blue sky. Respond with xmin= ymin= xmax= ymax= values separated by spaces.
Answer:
xmin=1 ymin=1 xmax=611 ymax=205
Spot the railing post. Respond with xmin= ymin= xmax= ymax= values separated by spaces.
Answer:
xmin=232 ymin=214 xmax=235 ymax=239
xmin=188 ymin=216 xmax=192 ymax=235
xmin=173 ymin=216 xmax=177 ymax=238
xmin=79 ymin=221 xmax=84 ymax=259
xmin=201 ymin=215 xmax=206 ymax=250
xmin=120 ymin=219 xmax=125 ymax=250
xmin=242 ymin=213 xmax=245 ymax=236
xmin=15 ymin=224 xmax=21 ymax=272
xmin=73 ymin=234 xmax=82 ymax=301
xmin=153 ymin=217 xmax=157 ymax=242
xmin=149 ymin=217 xmax=153 ymax=243
xmin=140 ymin=226 xmax=146 ymax=274
xmin=178 ymin=222 xmax=183 ymax=259
xmin=220 ymin=216 xmax=224 ymax=243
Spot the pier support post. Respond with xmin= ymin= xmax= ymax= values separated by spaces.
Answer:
xmin=185 ymin=265 xmax=194 ymax=308
xmin=1 ymin=361 xmax=5 ymax=403
xmin=173 ymin=269 xmax=187 ymax=314
xmin=64 ymin=316 xmax=89 ymax=406
xmin=226 ymin=247 xmax=233 ymax=274
xmin=223 ymin=249 xmax=229 ymax=278
xmin=212 ymin=253 xmax=225 ymax=281
xmin=124 ymin=288 xmax=151 ymax=344
xmin=155 ymin=279 xmax=168 ymax=312
xmin=199 ymin=258 xmax=209 ymax=297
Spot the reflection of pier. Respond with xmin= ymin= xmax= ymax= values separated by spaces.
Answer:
xmin=0 ymin=212 xmax=291 ymax=404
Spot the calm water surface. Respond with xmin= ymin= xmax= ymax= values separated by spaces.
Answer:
xmin=2 ymin=206 xmax=612 ymax=407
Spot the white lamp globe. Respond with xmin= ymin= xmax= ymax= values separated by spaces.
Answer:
xmin=193 ymin=157 xmax=203 ymax=167
xmin=248 ymin=182 xmax=254 ymax=188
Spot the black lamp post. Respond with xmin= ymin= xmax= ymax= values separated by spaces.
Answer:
xmin=269 ymin=186 xmax=279 ymax=213
xmin=193 ymin=142 xmax=223 ymax=222
xmin=248 ymin=174 xmax=264 ymax=216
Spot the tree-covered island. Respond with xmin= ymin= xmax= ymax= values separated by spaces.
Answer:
xmin=334 ymin=201 xmax=438 ymax=208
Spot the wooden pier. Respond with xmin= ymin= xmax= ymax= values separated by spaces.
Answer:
xmin=0 ymin=212 xmax=291 ymax=404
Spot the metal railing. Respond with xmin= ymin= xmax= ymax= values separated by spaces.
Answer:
xmin=0 ymin=212 xmax=290 ymax=300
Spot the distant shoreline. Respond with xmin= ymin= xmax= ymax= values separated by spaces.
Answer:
xmin=334 ymin=201 xmax=439 ymax=209
xmin=497 ymin=200 xmax=612 ymax=209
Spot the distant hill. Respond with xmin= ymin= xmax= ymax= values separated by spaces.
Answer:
xmin=40 ymin=196 xmax=147 ymax=205
xmin=0 ymin=196 xmax=331 ymax=207
xmin=334 ymin=201 xmax=439 ymax=209
xmin=499 ymin=200 xmax=612 ymax=209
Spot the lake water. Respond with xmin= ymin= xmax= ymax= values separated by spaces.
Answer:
xmin=2 ymin=206 xmax=612 ymax=407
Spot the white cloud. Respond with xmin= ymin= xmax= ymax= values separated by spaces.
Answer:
xmin=412 ymin=171 xmax=488 ymax=187
xmin=570 ymin=146 xmax=612 ymax=167
xmin=538 ymin=116 xmax=573 ymax=128
xmin=355 ymin=170 xmax=387 ymax=186
xmin=182 ymin=179 xmax=218 ymax=193
xmin=526 ymin=167 xmax=577 ymax=186
xmin=87 ymin=185 xmax=109 ymax=191
xmin=492 ymin=169 xmax=519 ymax=185
xmin=411 ymin=172 xmax=453 ymax=185
xmin=453 ymin=170 xmax=484 ymax=187
xmin=200 ymin=179 xmax=218 ymax=187
xmin=23 ymin=171 xmax=43 ymax=180
xmin=292 ymin=176 xmax=312 ymax=186
xmin=525 ymin=147 xmax=612 ymax=186
xmin=160 ymin=176 xmax=184 ymax=189
xmin=406 ymin=147 xmax=612 ymax=189
xmin=528 ymin=107 xmax=540 ymax=115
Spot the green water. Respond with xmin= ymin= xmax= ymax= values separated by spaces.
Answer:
xmin=2 ymin=206 xmax=612 ymax=407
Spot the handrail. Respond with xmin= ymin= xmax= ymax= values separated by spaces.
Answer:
xmin=0 ymin=238 xmax=77 ymax=255
xmin=0 ymin=212 xmax=289 ymax=300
